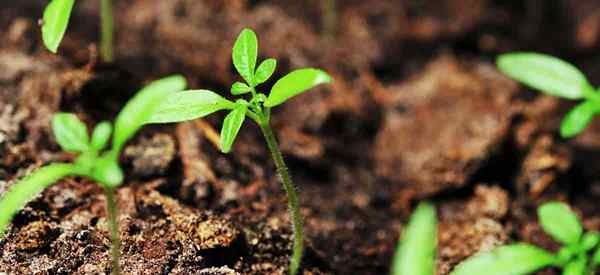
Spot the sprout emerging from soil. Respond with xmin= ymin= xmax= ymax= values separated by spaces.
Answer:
xmin=0 ymin=75 xmax=187 ymax=275
xmin=42 ymin=0 xmax=114 ymax=62
xmin=451 ymin=202 xmax=600 ymax=275
xmin=391 ymin=201 xmax=437 ymax=275
xmin=145 ymin=28 xmax=332 ymax=275
xmin=497 ymin=52 xmax=600 ymax=138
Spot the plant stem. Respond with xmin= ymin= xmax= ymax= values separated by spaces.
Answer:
xmin=100 ymin=0 xmax=114 ymax=62
xmin=321 ymin=0 xmax=337 ymax=40
xmin=259 ymin=121 xmax=304 ymax=275
xmin=104 ymin=187 xmax=121 ymax=275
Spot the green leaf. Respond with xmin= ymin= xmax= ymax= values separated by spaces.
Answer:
xmin=560 ymin=101 xmax=597 ymax=138
xmin=220 ymin=104 xmax=247 ymax=153
xmin=450 ymin=244 xmax=556 ymax=275
xmin=497 ymin=52 xmax=590 ymax=99
xmin=113 ymin=75 xmax=187 ymax=153
xmin=0 ymin=163 xmax=74 ymax=237
xmin=146 ymin=90 xmax=236 ymax=124
xmin=42 ymin=0 xmax=75 ymax=53
xmin=232 ymin=28 xmax=258 ymax=86
xmin=391 ymin=202 xmax=437 ymax=275
xmin=562 ymin=256 xmax=586 ymax=275
xmin=538 ymin=202 xmax=583 ymax=245
xmin=581 ymin=232 xmax=600 ymax=251
xmin=265 ymin=68 xmax=332 ymax=107
xmin=90 ymin=121 xmax=112 ymax=151
xmin=592 ymin=246 xmax=600 ymax=267
xmin=91 ymin=154 xmax=123 ymax=188
xmin=255 ymin=58 xmax=277 ymax=85
xmin=52 ymin=113 xmax=90 ymax=153
xmin=231 ymin=82 xmax=252 ymax=95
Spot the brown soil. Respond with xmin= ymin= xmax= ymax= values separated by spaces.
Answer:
xmin=2 ymin=1 xmax=600 ymax=274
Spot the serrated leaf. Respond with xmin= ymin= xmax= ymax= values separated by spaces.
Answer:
xmin=232 ymin=28 xmax=258 ymax=86
xmin=220 ymin=104 xmax=246 ymax=153
xmin=113 ymin=75 xmax=187 ymax=153
xmin=42 ymin=0 xmax=75 ymax=53
xmin=265 ymin=68 xmax=332 ymax=107
xmin=231 ymin=82 xmax=252 ymax=95
xmin=560 ymin=101 xmax=598 ymax=138
xmin=255 ymin=58 xmax=277 ymax=85
xmin=0 ymin=163 xmax=74 ymax=237
xmin=52 ymin=113 xmax=90 ymax=153
xmin=146 ymin=90 xmax=236 ymax=124
xmin=90 ymin=121 xmax=112 ymax=151
xmin=450 ymin=244 xmax=556 ymax=275
xmin=538 ymin=202 xmax=582 ymax=245
xmin=391 ymin=202 xmax=437 ymax=275
xmin=497 ymin=52 xmax=590 ymax=99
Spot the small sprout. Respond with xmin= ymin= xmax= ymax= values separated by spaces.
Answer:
xmin=146 ymin=28 xmax=332 ymax=275
xmin=0 ymin=75 xmax=187 ymax=275
xmin=451 ymin=201 xmax=600 ymax=275
xmin=391 ymin=201 xmax=437 ymax=275
xmin=497 ymin=52 xmax=600 ymax=138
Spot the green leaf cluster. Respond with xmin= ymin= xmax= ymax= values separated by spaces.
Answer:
xmin=497 ymin=52 xmax=600 ymax=138
xmin=0 ymin=75 xmax=186 ymax=237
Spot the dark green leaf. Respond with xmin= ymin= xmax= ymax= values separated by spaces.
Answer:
xmin=255 ymin=58 xmax=277 ymax=85
xmin=232 ymin=28 xmax=258 ymax=86
xmin=265 ymin=68 xmax=332 ymax=107
xmin=146 ymin=90 xmax=236 ymax=124
xmin=450 ymin=244 xmax=556 ymax=275
xmin=42 ymin=0 xmax=75 ymax=53
xmin=497 ymin=53 xmax=590 ymax=99
xmin=113 ymin=75 xmax=187 ymax=153
xmin=560 ymin=101 xmax=597 ymax=138
xmin=220 ymin=104 xmax=246 ymax=153
xmin=538 ymin=202 xmax=582 ymax=245
xmin=52 ymin=113 xmax=89 ymax=153
xmin=90 ymin=121 xmax=112 ymax=151
xmin=391 ymin=202 xmax=437 ymax=275
xmin=0 ymin=163 xmax=74 ymax=237
xmin=231 ymin=82 xmax=252 ymax=95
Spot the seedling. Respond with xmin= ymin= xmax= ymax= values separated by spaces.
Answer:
xmin=451 ymin=202 xmax=600 ymax=275
xmin=391 ymin=201 xmax=437 ymax=275
xmin=0 ymin=75 xmax=187 ymax=275
xmin=42 ymin=0 xmax=114 ymax=62
xmin=145 ymin=28 xmax=332 ymax=275
xmin=497 ymin=52 xmax=600 ymax=138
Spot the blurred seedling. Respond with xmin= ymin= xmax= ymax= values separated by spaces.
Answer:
xmin=41 ymin=0 xmax=114 ymax=62
xmin=451 ymin=202 xmax=600 ymax=275
xmin=497 ymin=52 xmax=600 ymax=138
xmin=0 ymin=75 xmax=187 ymax=275
xmin=145 ymin=28 xmax=332 ymax=275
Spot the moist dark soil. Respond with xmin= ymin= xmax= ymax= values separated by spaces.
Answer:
xmin=2 ymin=1 xmax=600 ymax=274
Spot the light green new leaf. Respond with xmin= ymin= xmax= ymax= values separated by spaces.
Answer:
xmin=91 ymin=154 xmax=123 ymax=188
xmin=146 ymin=90 xmax=236 ymax=124
xmin=220 ymin=104 xmax=247 ymax=153
xmin=42 ymin=0 xmax=75 ymax=53
xmin=450 ymin=244 xmax=556 ymax=275
xmin=497 ymin=53 xmax=590 ymax=99
xmin=231 ymin=82 xmax=252 ymax=95
xmin=562 ymin=256 xmax=586 ymax=275
xmin=52 ymin=113 xmax=90 ymax=153
xmin=232 ymin=28 xmax=258 ymax=86
xmin=560 ymin=101 xmax=597 ymax=138
xmin=0 ymin=163 xmax=74 ymax=237
xmin=113 ymin=75 xmax=187 ymax=153
xmin=265 ymin=68 xmax=332 ymax=107
xmin=90 ymin=121 xmax=112 ymax=151
xmin=255 ymin=58 xmax=277 ymax=85
xmin=538 ymin=202 xmax=582 ymax=245
xmin=391 ymin=202 xmax=437 ymax=275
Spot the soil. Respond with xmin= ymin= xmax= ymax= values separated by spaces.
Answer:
xmin=2 ymin=0 xmax=600 ymax=274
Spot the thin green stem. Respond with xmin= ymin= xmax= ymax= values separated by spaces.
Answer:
xmin=100 ymin=0 xmax=114 ymax=62
xmin=259 ymin=120 xmax=304 ymax=275
xmin=104 ymin=187 xmax=121 ymax=275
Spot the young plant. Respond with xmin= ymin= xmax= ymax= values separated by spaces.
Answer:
xmin=145 ymin=28 xmax=332 ymax=275
xmin=391 ymin=201 xmax=437 ymax=275
xmin=451 ymin=202 xmax=600 ymax=275
xmin=42 ymin=0 xmax=114 ymax=62
xmin=497 ymin=52 xmax=600 ymax=138
xmin=0 ymin=75 xmax=186 ymax=275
